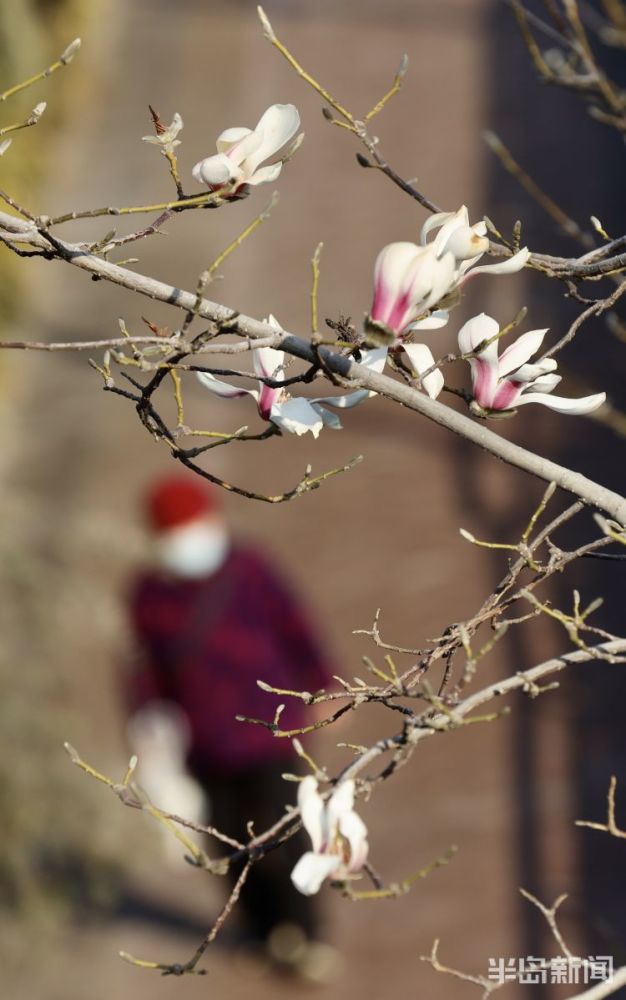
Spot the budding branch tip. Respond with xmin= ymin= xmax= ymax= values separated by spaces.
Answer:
xmin=257 ymin=6 xmax=275 ymax=40
xmin=61 ymin=38 xmax=82 ymax=64
xmin=63 ymin=741 xmax=80 ymax=762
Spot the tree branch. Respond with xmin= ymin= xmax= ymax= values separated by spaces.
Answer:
xmin=1 ymin=210 xmax=624 ymax=522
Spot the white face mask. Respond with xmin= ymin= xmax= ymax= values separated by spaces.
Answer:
xmin=155 ymin=519 xmax=230 ymax=578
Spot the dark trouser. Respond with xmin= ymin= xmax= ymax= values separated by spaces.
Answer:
xmin=198 ymin=762 xmax=318 ymax=945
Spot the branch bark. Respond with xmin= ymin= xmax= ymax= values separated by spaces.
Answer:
xmin=566 ymin=966 xmax=626 ymax=1000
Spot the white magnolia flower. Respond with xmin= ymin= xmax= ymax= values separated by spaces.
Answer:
xmin=197 ymin=316 xmax=387 ymax=437
xmin=458 ymin=313 xmax=606 ymax=415
xmin=142 ymin=112 xmax=184 ymax=154
xmin=192 ymin=104 xmax=301 ymax=191
xmin=419 ymin=205 xmax=530 ymax=288
xmin=291 ymin=776 xmax=368 ymax=896
xmin=368 ymin=206 xmax=529 ymax=343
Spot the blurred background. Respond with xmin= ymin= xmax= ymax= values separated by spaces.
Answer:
xmin=0 ymin=1 xmax=624 ymax=998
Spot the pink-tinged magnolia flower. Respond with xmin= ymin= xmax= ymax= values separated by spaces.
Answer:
xmin=458 ymin=313 xmax=606 ymax=415
xmin=369 ymin=241 xmax=454 ymax=339
xmin=192 ymin=104 xmax=301 ymax=191
xmin=197 ymin=316 xmax=387 ymax=437
xmin=367 ymin=244 xmax=449 ymax=393
xmin=291 ymin=777 xmax=368 ymax=896
xmin=368 ymin=206 xmax=530 ymax=343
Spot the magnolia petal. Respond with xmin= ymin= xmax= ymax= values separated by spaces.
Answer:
xmin=313 ymin=389 xmax=368 ymax=410
xmin=431 ymin=208 xmax=470 ymax=259
xmin=513 ymin=359 xmax=558 ymax=382
xmin=491 ymin=378 xmax=524 ymax=410
xmin=408 ymin=309 xmax=450 ymax=332
xmin=253 ymin=317 xmax=295 ymax=422
xmin=247 ymin=162 xmax=283 ymax=186
xmin=515 ymin=390 xmax=606 ymax=414
xmin=192 ymin=153 xmax=240 ymax=187
xmin=222 ymin=129 xmax=263 ymax=170
xmin=216 ymin=126 xmax=253 ymax=154
xmin=246 ymin=103 xmax=301 ymax=174
xmin=258 ymin=385 xmax=282 ymax=419
xmin=285 ymin=130 xmax=305 ymax=157
xmin=142 ymin=122 xmax=182 ymax=149
xmin=422 ymin=250 xmax=457 ymax=310
xmin=196 ymin=371 xmax=253 ymax=399
xmin=525 ymin=372 xmax=561 ymax=394
xmin=359 ymin=346 xmax=389 ymax=374
xmin=325 ymin=780 xmax=356 ymax=835
xmin=457 ymin=313 xmax=500 ymax=358
xmin=298 ymin=776 xmax=325 ymax=853
xmin=313 ymin=346 xmax=388 ymax=409
xmin=371 ymin=242 xmax=421 ymax=326
xmin=291 ymin=851 xmax=341 ymax=896
xmin=456 ymin=252 xmax=484 ymax=278
xmin=466 ymin=246 xmax=531 ymax=279
xmin=314 ymin=405 xmax=343 ymax=430
xmin=252 ymin=345 xmax=285 ymax=381
xmin=420 ymin=210 xmax=456 ymax=245
xmin=471 ymin=358 xmax=500 ymax=408
xmin=444 ymin=225 xmax=489 ymax=262
xmin=270 ymin=397 xmax=325 ymax=437
xmin=164 ymin=112 xmax=183 ymax=141
xmin=402 ymin=343 xmax=444 ymax=399
xmin=337 ymin=809 xmax=369 ymax=872
xmin=253 ymin=346 xmax=284 ymax=418
xmin=498 ymin=328 xmax=548 ymax=377
xmin=421 ymin=206 xmax=468 ymax=249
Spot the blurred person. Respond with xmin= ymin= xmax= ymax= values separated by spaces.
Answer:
xmin=124 ymin=472 xmax=335 ymax=977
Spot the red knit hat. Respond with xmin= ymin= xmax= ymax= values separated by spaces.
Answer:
xmin=144 ymin=474 xmax=220 ymax=532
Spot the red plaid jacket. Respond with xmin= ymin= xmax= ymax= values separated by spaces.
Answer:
xmin=126 ymin=545 xmax=332 ymax=777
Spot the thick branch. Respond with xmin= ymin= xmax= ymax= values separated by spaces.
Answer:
xmin=1 ymin=212 xmax=624 ymax=523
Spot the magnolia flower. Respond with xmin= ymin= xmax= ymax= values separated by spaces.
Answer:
xmin=192 ymin=104 xmax=301 ymax=191
xmin=367 ymin=206 xmax=529 ymax=344
xmin=197 ymin=316 xmax=387 ymax=437
xmin=142 ymin=112 xmax=184 ymax=154
xmin=291 ymin=777 xmax=368 ymax=896
xmin=419 ymin=205 xmax=530 ymax=288
xmin=458 ymin=313 xmax=606 ymax=415
xmin=369 ymin=241 xmax=454 ymax=340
